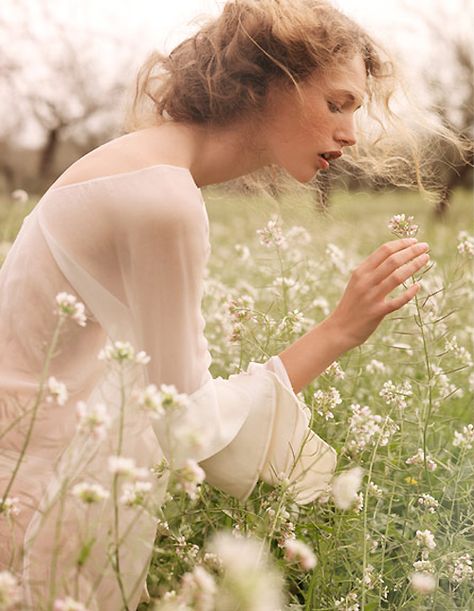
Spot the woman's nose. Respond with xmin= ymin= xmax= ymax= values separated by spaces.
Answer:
xmin=335 ymin=118 xmax=357 ymax=148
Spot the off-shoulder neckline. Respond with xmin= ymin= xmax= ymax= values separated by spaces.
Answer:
xmin=47 ymin=163 xmax=201 ymax=195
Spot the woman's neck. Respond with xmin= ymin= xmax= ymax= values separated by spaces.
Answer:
xmin=138 ymin=120 xmax=270 ymax=188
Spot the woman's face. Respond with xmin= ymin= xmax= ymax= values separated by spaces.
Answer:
xmin=259 ymin=54 xmax=367 ymax=183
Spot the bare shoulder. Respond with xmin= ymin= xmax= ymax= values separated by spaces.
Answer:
xmin=49 ymin=130 xmax=161 ymax=190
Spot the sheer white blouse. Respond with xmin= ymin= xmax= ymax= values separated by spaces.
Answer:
xmin=0 ymin=164 xmax=337 ymax=610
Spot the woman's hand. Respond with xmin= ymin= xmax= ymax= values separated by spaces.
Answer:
xmin=327 ymin=238 xmax=430 ymax=349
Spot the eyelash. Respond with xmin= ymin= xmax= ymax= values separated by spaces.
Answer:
xmin=327 ymin=101 xmax=343 ymax=114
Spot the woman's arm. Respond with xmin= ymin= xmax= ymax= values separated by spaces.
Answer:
xmin=279 ymin=237 xmax=430 ymax=394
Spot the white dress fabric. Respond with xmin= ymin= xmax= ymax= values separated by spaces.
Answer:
xmin=0 ymin=164 xmax=337 ymax=610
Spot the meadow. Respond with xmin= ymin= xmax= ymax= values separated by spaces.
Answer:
xmin=0 ymin=185 xmax=473 ymax=610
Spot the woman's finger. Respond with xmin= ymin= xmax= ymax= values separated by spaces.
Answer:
xmin=357 ymin=238 xmax=418 ymax=274
xmin=383 ymin=282 xmax=420 ymax=314
xmin=372 ymin=241 xmax=429 ymax=285
xmin=377 ymin=252 xmax=429 ymax=297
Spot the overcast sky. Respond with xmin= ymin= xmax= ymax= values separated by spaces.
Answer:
xmin=4 ymin=0 xmax=470 ymax=147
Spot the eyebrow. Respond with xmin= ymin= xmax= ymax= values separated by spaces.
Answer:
xmin=330 ymin=89 xmax=364 ymax=109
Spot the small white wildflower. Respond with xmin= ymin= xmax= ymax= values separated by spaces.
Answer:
xmin=353 ymin=491 xmax=364 ymax=513
xmin=45 ymin=376 xmax=68 ymax=406
xmin=0 ymin=496 xmax=21 ymax=517
xmin=457 ymin=231 xmax=474 ymax=258
xmin=313 ymin=387 xmax=342 ymax=421
xmin=331 ymin=466 xmax=364 ymax=510
xmin=379 ymin=380 xmax=413 ymax=410
xmin=132 ymin=384 xmax=165 ymax=419
xmin=449 ymin=553 xmax=473 ymax=584
xmin=98 ymin=340 xmax=136 ymax=363
xmin=410 ymin=572 xmax=437 ymax=595
xmin=175 ymin=459 xmax=206 ymax=500
xmin=11 ymin=188 xmax=29 ymax=203
xmin=345 ymin=404 xmax=398 ymax=455
xmin=135 ymin=350 xmax=151 ymax=365
xmin=388 ymin=214 xmax=419 ymax=238
xmin=367 ymin=482 xmax=383 ymax=499
xmin=120 ymin=480 xmax=152 ymax=507
xmin=406 ymin=449 xmax=437 ymax=471
xmin=452 ymin=423 xmax=474 ymax=450
xmin=55 ymin=292 xmax=87 ymax=327
xmin=156 ymin=384 xmax=191 ymax=412
xmin=444 ymin=336 xmax=473 ymax=367
xmin=416 ymin=529 xmax=436 ymax=551
xmin=325 ymin=243 xmax=347 ymax=274
xmin=283 ymin=538 xmax=317 ymax=571
xmin=107 ymin=456 xmax=148 ymax=480
xmin=0 ymin=571 xmax=22 ymax=609
xmin=286 ymin=225 xmax=311 ymax=246
xmin=359 ymin=564 xmax=380 ymax=590
xmin=324 ymin=361 xmax=345 ymax=380
xmin=366 ymin=359 xmax=387 ymax=375
xmin=76 ymin=401 xmax=111 ymax=440
xmin=71 ymin=482 xmax=110 ymax=504
xmin=311 ymin=296 xmax=330 ymax=316
xmin=234 ymin=243 xmax=251 ymax=262
xmin=417 ymin=494 xmax=439 ymax=513
xmin=256 ymin=214 xmax=288 ymax=250
xmin=413 ymin=559 xmax=435 ymax=573
xmin=53 ymin=596 xmax=89 ymax=610
xmin=179 ymin=565 xmax=217 ymax=610
xmin=334 ymin=591 xmax=359 ymax=610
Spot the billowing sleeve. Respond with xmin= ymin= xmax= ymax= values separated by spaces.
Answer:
xmin=115 ymin=177 xmax=336 ymax=505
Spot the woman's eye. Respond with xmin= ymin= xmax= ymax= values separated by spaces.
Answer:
xmin=327 ymin=101 xmax=342 ymax=113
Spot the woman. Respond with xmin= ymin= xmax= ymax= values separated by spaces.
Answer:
xmin=0 ymin=0 xmax=432 ymax=609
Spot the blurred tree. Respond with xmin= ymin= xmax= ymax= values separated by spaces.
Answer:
xmin=410 ymin=0 xmax=473 ymax=217
xmin=0 ymin=0 xmax=142 ymax=192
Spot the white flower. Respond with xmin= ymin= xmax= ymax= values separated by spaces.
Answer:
xmin=366 ymin=359 xmax=387 ymax=375
xmin=452 ymin=424 xmax=474 ymax=449
xmin=54 ymin=596 xmax=89 ymax=610
xmin=11 ymin=188 xmax=29 ymax=203
xmin=413 ymin=559 xmax=435 ymax=573
xmin=406 ymin=449 xmax=437 ymax=471
xmin=449 ymin=553 xmax=473 ymax=584
xmin=45 ymin=376 xmax=69 ymax=406
xmin=175 ymin=459 xmax=206 ymax=500
xmin=234 ymin=243 xmax=251 ymax=262
xmin=0 ymin=496 xmax=21 ymax=517
xmin=132 ymin=384 xmax=165 ymax=419
xmin=444 ymin=336 xmax=473 ymax=367
xmin=256 ymin=215 xmax=288 ymax=250
xmin=334 ymin=591 xmax=360 ymax=610
xmin=120 ymin=480 xmax=152 ymax=507
xmin=417 ymin=494 xmax=439 ymax=513
xmin=331 ymin=466 xmax=364 ymax=510
xmin=76 ymin=401 xmax=111 ymax=440
xmin=415 ymin=529 xmax=436 ymax=551
xmin=0 ymin=571 xmax=22 ymax=608
xmin=311 ymin=296 xmax=330 ymax=316
xmin=178 ymin=565 xmax=217 ymax=610
xmin=388 ymin=214 xmax=419 ymax=238
xmin=325 ymin=243 xmax=347 ymax=274
xmin=410 ymin=572 xmax=437 ymax=595
xmin=156 ymin=384 xmax=191 ymax=412
xmin=323 ymin=361 xmax=345 ymax=380
xmin=107 ymin=456 xmax=149 ymax=479
xmin=55 ymin=292 xmax=87 ymax=327
xmin=345 ymin=404 xmax=398 ymax=455
xmin=367 ymin=482 xmax=383 ymax=499
xmin=283 ymin=538 xmax=317 ymax=570
xmin=97 ymin=340 xmax=149 ymax=364
xmin=313 ymin=387 xmax=342 ymax=421
xmin=71 ymin=482 xmax=110 ymax=504
xmin=207 ymin=531 xmax=285 ymax=611
xmin=379 ymin=380 xmax=413 ymax=410
xmin=457 ymin=231 xmax=474 ymax=258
